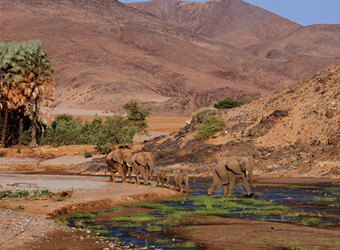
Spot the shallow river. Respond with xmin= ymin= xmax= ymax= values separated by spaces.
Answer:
xmin=68 ymin=178 xmax=340 ymax=249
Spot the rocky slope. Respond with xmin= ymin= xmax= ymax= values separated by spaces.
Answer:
xmin=143 ymin=63 xmax=340 ymax=178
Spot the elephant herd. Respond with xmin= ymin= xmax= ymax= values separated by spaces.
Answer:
xmin=106 ymin=148 xmax=255 ymax=196
xmin=106 ymin=148 xmax=189 ymax=192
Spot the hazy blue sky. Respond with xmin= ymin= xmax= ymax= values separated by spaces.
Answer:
xmin=243 ymin=0 xmax=340 ymax=26
xmin=121 ymin=0 xmax=340 ymax=26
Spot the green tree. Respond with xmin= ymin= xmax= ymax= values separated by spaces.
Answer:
xmin=214 ymin=97 xmax=249 ymax=110
xmin=123 ymin=100 xmax=151 ymax=134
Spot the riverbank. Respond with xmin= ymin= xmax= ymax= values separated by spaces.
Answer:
xmin=0 ymin=174 xmax=180 ymax=249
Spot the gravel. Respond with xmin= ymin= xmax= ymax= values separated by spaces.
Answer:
xmin=0 ymin=208 xmax=66 ymax=248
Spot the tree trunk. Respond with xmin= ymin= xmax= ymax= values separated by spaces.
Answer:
xmin=29 ymin=110 xmax=38 ymax=148
xmin=18 ymin=116 xmax=23 ymax=145
xmin=0 ymin=107 xmax=9 ymax=148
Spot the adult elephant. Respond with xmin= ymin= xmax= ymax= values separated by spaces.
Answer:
xmin=207 ymin=156 xmax=255 ymax=197
xmin=173 ymin=172 xmax=189 ymax=193
xmin=106 ymin=148 xmax=133 ymax=183
xmin=131 ymin=152 xmax=154 ymax=185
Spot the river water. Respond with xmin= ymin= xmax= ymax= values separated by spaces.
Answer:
xmin=69 ymin=178 xmax=340 ymax=249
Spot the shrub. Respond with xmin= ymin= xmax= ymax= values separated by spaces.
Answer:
xmin=191 ymin=107 xmax=216 ymax=117
xmin=214 ymin=97 xmax=249 ymax=109
xmin=84 ymin=151 xmax=92 ymax=158
xmin=196 ymin=116 xmax=225 ymax=139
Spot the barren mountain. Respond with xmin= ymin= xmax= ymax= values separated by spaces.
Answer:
xmin=0 ymin=0 xmax=338 ymax=117
xmin=129 ymin=0 xmax=340 ymax=81
xmin=143 ymin=63 xmax=340 ymax=178
xmin=129 ymin=0 xmax=301 ymax=50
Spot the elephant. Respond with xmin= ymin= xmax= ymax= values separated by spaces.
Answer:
xmin=131 ymin=152 xmax=154 ymax=185
xmin=106 ymin=148 xmax=133 ymax=183
xmin=207 ymin=156 xmax=255 ymax=197
xmin=172 ymin=172 xmax=189 ymax=193
xmin=156 ymin=169 xmax=171 ymax=188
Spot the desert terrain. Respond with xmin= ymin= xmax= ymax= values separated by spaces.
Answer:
xmin=1 ymin=0 xmax=339 ymax=116
xmin=1 ymin=0 xmax=340 ymax=249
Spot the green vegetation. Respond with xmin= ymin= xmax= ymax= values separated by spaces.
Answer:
xmin=32 ymin=189 xmax=51 ymax=198
xmin=123 ymin=99 xmax=151 ymax=134
xmin=196 ymin=116 xmax=225 ymax=139
xmin=9 ymin=189 xmax=29 ymax=198
xmin=191 ymin=107 xmax=216 ymax=117
xmin=84 ymin=151 xmax=92 ymax=158
xmin=41 ymin=100 xmax=150 ymax=153
xmin=87 ymin=225 xmax=105 ymax=229
xmin=170 ymin=241 xmax=196 ymax=248
xmin=111 ymin=214 xmax=156 ymax=222
xmin=146 ymin=224 xmax=162 ymax=232
xmin=324 ymin=187 xmax=340 ymax=192
xmin=16 ymin=205 xmax=25 ymax=210
xmin=314 ymin=197 xmax=336 ymax=202
xmin=299 ymin=217 xmax=322 ymax=226
xmin=108 ymin=206 xmax=122 ymax=212
xmin=134 ymin=202 xmax=176 ymax=212
xmin=213 ymin=97 xmax=249 ymax=110
xmin=0 ymin=189 xmax=51 ymax=199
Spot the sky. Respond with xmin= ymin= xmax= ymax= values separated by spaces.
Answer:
xmin=243 ymin=0 xmax=340 ymax=26
xmin=121 ymin=0 xmax=340 ymax=26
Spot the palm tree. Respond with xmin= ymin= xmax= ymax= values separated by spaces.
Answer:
xmin=0 ymin=41 xmax=54 ymax=147
xmin=0 ymin=42 xmax=25 ymax=147
xmin=17 ymin=41 xmax=54 ymax=147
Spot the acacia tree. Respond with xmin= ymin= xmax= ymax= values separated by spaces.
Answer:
xmin=0 ymin=41 xmax=54 ymax=148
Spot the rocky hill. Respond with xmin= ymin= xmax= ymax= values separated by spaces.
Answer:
xmin=143 ymin=63 xmax=340 ymax=178
xmin=1 ymin=0 xmax=338 ymax=116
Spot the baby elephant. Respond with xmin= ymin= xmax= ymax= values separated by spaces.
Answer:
xmin=172 ymin=172 xmax=189 ymax=193
xmin=156 ymin=170 xmax=171 ymax=188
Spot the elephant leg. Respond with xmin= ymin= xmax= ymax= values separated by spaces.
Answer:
xmin=241 ymin=174 xmax=253 ymax=196
xmin=127 ymin=167 xmax=132 ymax=184
xmin=108 ymin=168 xmax=116 ymax=183
xmin=248 ymin=171 xmax=256 ymax=187
xmin=135 ymin=172 xmax=141 ymax=185
xmin=173 ymin=182 xmax=177 ymax=191
xmin=109 ymin=172 xmax=115 ymax=183
xmin=179 ymin=182 xmax=184 ymax=193
xmin=145 ymin=168 xmax=150 ymax=185
xmin=227 ymin=173 xmax=236 ymax=196
xmin=117 ymin=166 xmax=126 ymax=183
xmin=207 ymin=171 xmax=220 ymax=196
xmin=223 ymin=184 xmax=228 ymax=196
xmin=141 ymin=167 xmax=149 ymax=186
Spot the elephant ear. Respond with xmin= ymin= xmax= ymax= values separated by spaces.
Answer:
xmin=122 ymin=150 xmax=132 ymax=165
xmin=135 ymin=153 xmax=146 ymax=166
xmin=113 ymin=149 xmax=124 ymax=165
xmin=225 ymin=157 xmax=243 ymax=175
